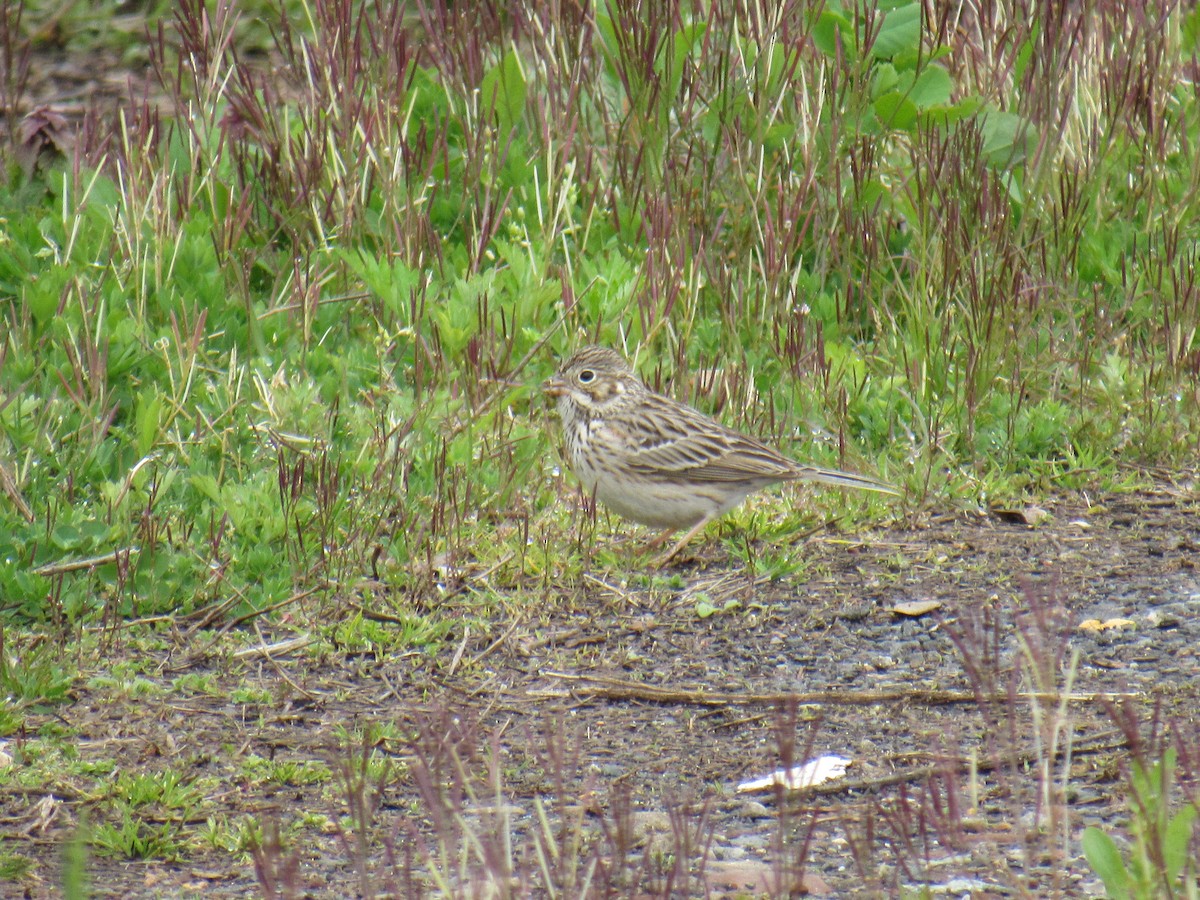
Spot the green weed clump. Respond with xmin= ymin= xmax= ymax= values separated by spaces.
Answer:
xmin=1083 ymin=747 xmax=1199 ymax=900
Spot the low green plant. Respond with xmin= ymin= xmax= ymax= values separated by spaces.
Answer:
xmin=170 ymin=672 xmax=219 ymax=695
xmin=0 ymin=634 xmax=76 ymax=705
xmin=0 ymin=851 xmax=32 ymax=881
xmin=230 ymin=687 xmax=272 ymax=705
xmin=84 ymin=674 xmax=161 ymax=699
xmin=91 ymin=809 xmax=185 ymax=861
xmin=692 ymin=593 xmax=741 ymax=619
xmin=109 ymin=769 xmax=204 ymax=811
xmin=194 ymin=815 xmax=261 ymax=854
xmin=241 ymin=754 xmax=332 ymax=788
xmin=1083 ymin=748 xmax=1200 ymax=900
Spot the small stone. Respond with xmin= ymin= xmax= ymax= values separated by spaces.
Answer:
xmin=736 ymin=800 xmax=773 ymax=819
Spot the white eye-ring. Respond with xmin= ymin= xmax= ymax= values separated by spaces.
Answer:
xmin=578 ymin=369 xmax=595 ymax=383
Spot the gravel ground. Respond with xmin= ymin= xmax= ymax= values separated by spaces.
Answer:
xmin=8 ymin=485 xmax=1199 ymax=897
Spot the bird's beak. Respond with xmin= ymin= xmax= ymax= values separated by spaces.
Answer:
xmin=543 ymin=375 xmax=568 ymax=398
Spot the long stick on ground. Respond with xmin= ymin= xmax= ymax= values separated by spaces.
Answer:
xmin=540 ymin=671 xmax=1140 ymax=708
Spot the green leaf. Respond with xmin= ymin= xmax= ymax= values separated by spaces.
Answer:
xmin=870 ymin=2 xmax=921 ymax=60
xmin=1184 ymin=7 xmax=1200 ymax=54
xmin=51 ymin=523 xmax=83 ymax=551
xmin=651 ymin=20 xmax=705 ymax=135
xmin=595 ymin=6 xmax=620 ymax=76
xmin=24 ymin=280 xmax=58 ymax=324
xmin=872 ymin=63 xmax=900 ymax=98
xmin=980 ymin=110 xmax=1034 ymax=169
xmin=761 ymin=121 xmax=796 ymax=152
xmin=874 ymin=92 xmax=918 ymax=131
xmin=79 ymin=519 xmax=108 ymax=544
xmin=909 ymin=65 xmax=953 ymax=108
xmin=343 ymin=250 xmax=421 ymax=321
xmin=190 ymin=474 xmax=221 ymax=504
xmin=135 ymin=391 xmax=162 ymax=457
xmin=664 ymin=21 xmax=706 ymax=85
xmin=480 ymin=49 xmax=527 ymax=135
xmin=811 ymin=10 xmax=854 ymax=61
xmin=921 ymin=95 xmax=983 ymax=129
xmin=1014 ymin=24 xmax=1038 ymax=83
xmin=765 ymin=43 xmax=795 ymax=91
xmin=1129 ymin=754 xmax=1163 ymax=812
xmin=999 ymin=170 xmax=1023 ymax=205
xmin=1164 ymin=802 xmax=1197 ymax=882
xmin=1082 ymin=826 xmax=1131 ymax=900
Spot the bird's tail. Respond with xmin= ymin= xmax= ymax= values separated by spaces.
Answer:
xmin=793 ymin=466 xmax=900 ymax=495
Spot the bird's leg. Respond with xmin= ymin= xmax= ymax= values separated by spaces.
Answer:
xmin=646 ymin=527 xmax=677 ymax=550
xmin=652 ymin=515 xmax=716 ymax=566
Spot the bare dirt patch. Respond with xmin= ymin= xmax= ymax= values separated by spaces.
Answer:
xmin=6 ymin=485 xmax=1199 ymax=897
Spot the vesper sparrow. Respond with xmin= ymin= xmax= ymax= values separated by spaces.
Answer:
xmin=544 ymin=346 xmax=897 ymax=562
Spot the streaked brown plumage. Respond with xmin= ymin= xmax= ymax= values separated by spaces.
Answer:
xmin=544 ymin=346 xmax=898 ymax=562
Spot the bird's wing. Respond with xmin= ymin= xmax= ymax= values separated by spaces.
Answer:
xmin=604 ymin=393 xmax=899 ymax=493
xmin=607 ymin=394 xmax=795 ymax=483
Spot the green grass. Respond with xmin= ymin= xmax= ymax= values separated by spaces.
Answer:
xmin=3 ymin=0 xmax=1198 ymax=634
xmin=1 ymin=0 xmax=1199 ymax=892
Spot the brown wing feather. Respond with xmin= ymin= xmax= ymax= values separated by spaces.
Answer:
xmin=610 ymin=392 xmax=898 ymax=494
xmin=615 ymin=393 xmax=796 ymax=483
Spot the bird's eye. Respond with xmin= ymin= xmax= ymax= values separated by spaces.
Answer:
xmin=578 ymin=369 xmax=595 ymax=383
